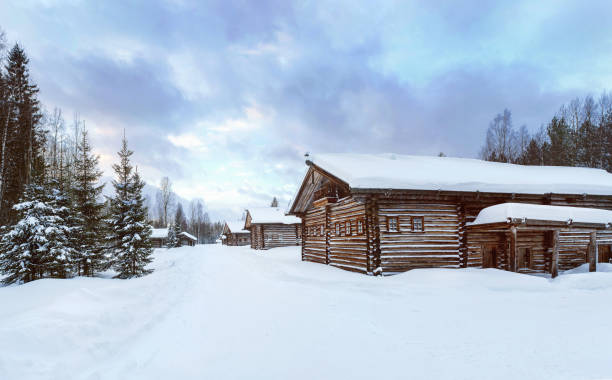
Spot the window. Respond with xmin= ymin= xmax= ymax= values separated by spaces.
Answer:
xmin=312 ymin=226 xmax=317 ymax=237
xmin=335 ymin=223 xmax=340 ymax=236
xmin=346 ymin=220 xmax=352 ymax=236
xmin=320 ymin=225 xmax=325 ymax=236
xmin=387 ymin=217 xmax=399 ymax=232
xmin=411 ymin=216 xmax=424 ymax=232
xmin=357 ymin=220 xmax=364 ymax=235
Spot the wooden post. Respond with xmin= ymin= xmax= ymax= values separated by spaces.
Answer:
xmin=509 ymin=226 xmax=518 ymax=272
xmin=588 ymin=231 xmax=597 ymax=272
xmin=551 ymin=230 xmax=559 ymax=279
xmin=458 ymin=203 xmax=468 ymax=268
xmin=301 ymin=218 xmax=305 ymax=261
xmin=325 ymin=204 xmax=331 ymax=265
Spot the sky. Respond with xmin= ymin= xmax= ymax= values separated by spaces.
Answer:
xmin=1 ymin=0 xmax=611 ymax=220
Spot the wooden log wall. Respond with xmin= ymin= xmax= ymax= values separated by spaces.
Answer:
xmin=250 ymin=225 xmax=263 ymax=249
xmin=256 ymin=224 xmax=301 ymax=250
xmin=302 ymin=203 xmax=327 ymax=264
xmin=226 ymin=232 xmax=251 ymax=246
xmin=467 ymin=228 xmax=612 ymax=274
xmin=376 ymin=200 xmax=461 ymax=275
xmin=328 ymin=197 xmax=368 ymax=274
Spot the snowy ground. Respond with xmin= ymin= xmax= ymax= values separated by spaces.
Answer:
xmin=1 ymin=245 xmax=612 ymax=380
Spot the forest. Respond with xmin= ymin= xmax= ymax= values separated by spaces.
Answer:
xmin=0 ymin=29 xmax=222 ymax=284
xmin=480 ymin=92 xmax=612 ymax=169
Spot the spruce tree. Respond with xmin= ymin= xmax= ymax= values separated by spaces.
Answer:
xmin=0 ymin=175 xmax=74 ymax=284
xmin=0 ymin=44 xmax=43 ymax=224
xmin=108 ymin=136 xmax=153 ymax=278
xmin=167 ymin=222 xmax=179 ymax=248
xmin=72 ymin=129 xmax=106 ymax=276
xmin=547 ymin=117 xmax=573 ymax=166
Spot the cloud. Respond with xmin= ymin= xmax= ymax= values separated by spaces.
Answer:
xmin=1 ymin=0 xmax=611 ymax=221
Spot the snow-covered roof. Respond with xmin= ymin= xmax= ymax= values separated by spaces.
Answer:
xmin=151 ymin=228 xmax=168 ymax=238
xmin=308 ymin=153 xmax=612 ymax=195
xmin=225 ymin=221 xmax=249 ymax=233
xmin=471 ymin=203 xmax=612 ymax=226
xmin=247 ymin=207 xmax=301 ymax=224
xmin=179 ymin=231 xmax=197 ymax=241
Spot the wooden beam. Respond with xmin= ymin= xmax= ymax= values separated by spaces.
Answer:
xmin=551 ymin=230 xmax=559 ymax=279
xmin=509 ymin=226 xmax=518 ymax=272
xmin=588 ymin=231 xmax=597 ymax=272
xmin=325 ymin=204 xmax=331 ymax=265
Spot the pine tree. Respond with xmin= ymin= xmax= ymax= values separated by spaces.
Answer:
xmin=174 ymin=203 xmax=187 ymax=232
xmin=72 ymin=129 xmax=106 ymax=276
xmin=108 ymin=136 xmax=153 ymax=278
xmin=0 ymin=175 xmax=74 ymax=284
xmin=270 ymin=197 xmax=278 ymax=207
xmin=520 ymin=139 xmax=543 ymax=165
xmin=167 ymin=222 xmax=179 ymax=248
xmin=547 ymin=117 xmax=574 ymax=166
xmin=0 ymin=44 xmax=43 ymax=224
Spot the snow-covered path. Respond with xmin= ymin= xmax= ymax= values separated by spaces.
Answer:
xmin=2 ymin=245 xmax=612 ymax=380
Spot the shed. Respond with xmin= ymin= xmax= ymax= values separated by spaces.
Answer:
xmin=222 ymin=221 xmax=251 ymax=246
xmin=178 ymin=231 xmax=197 ymax=247
xmin=151 ymin=228 xmax=169 ymax=248
xmin=245 ymin=207 xmax=302 ymax=250
xmin=467 ymin=203 xmax=612 ymax=277
xmin=287 ymin=153 xmax=612 ymax=275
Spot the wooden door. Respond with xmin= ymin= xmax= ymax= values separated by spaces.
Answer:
xmin=483 ymin=245 xmax=498 ymax=268
xmin=598 ymin=245 xmax=611 ymax=263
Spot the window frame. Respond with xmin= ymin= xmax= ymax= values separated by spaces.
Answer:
xmin=346 ymin=220 xmax=352 ymax=236
xmin=357 ymin=219 xmax=364 ymax=235
xmin=335 ymin=222 xmax=340 ymax=236
xmin=386 ymin=216 xmax=400 ymax=233
xmin=411 ymin=216 xmax=425 ymax=232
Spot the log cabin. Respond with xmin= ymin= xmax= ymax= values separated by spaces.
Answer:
xmin=222 ymin=221 xmax=251 ymax=246
xmin=179 ymin=232 xmax=197 ymax=247
xmin=287 ymin=153 xmax=612 ymax=276
xmin=150 ymin=228 xmax=197 ymax=247
xmin=150 ymin=228 xmax=168 ymax=248
xmin=245 ymin=207 xmax=302 ymax=250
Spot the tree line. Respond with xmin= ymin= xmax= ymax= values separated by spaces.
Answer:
xmin=480 ymin=91 xmax=612 ymax=169
xmin=151 ymin=176 xmax=223 ymax=244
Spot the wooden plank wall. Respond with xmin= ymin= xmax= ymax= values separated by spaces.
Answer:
xmin=377 ymin=200 xmax=461 ymax=275
xmin=328 ymin=197 xmax=368 ymax=274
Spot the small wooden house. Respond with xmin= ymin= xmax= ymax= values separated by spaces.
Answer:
xmin=179 ymin=232 xmax=197 ymax=247
xmin=151 ymin=228 xmax=168 ymax=248
xmin=245 ymin=207 xmax=302 ymax=250
xmin=287 ymin=153 xmax=612 ymax=275
xmin=150 ymin=228 xmax=197 ymax=247
xmin=467 ymin=203 xmax=612 ymax=277
xmin=222 ymin=221 xmax=251 ymax=246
